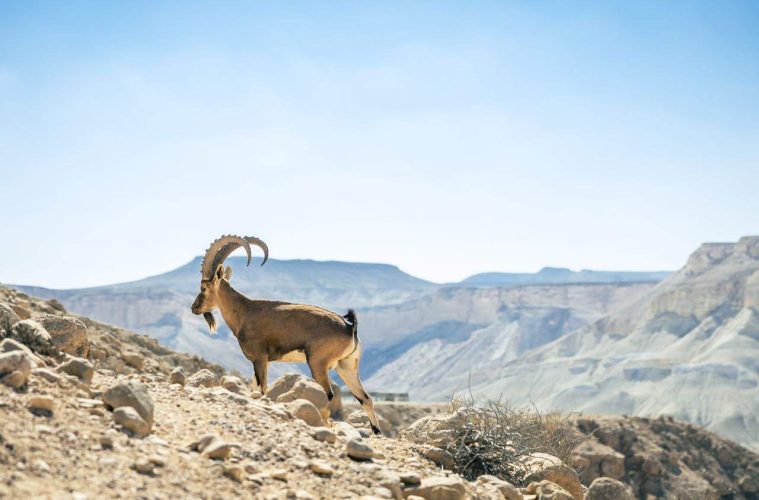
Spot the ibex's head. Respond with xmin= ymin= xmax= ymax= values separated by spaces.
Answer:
xmin=191 ymin=234 xmax=269 ymax=333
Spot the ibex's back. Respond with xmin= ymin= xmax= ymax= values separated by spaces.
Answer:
xmin=190 ymin=234 xmax=382 ymax=434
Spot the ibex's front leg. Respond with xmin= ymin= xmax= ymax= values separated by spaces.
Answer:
xmin=252 ymin=357 xmax=269 ymax=393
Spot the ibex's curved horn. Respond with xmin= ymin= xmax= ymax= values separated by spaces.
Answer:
xmin=245 ymin=236 xmax=269 ymax=266
xmin=200 ymin=235 xmax=252 ymax=279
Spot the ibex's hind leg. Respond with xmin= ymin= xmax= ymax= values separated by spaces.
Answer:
xmin=252 ymin=358 xmax=269 ymax=394
xmin=306 ymin=356 xmax=335 ymax=402
xmin=336 ymin=351 xmax=382 ymax=435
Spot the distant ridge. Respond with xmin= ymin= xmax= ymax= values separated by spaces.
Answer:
xmin=459 ymin=267 xmax=671 ymax=287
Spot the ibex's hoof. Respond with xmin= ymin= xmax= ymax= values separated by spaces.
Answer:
xmin=371 ymin=424 xmax=382 ymax=435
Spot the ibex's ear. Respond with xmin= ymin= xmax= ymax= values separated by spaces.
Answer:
xmin=214 ymin=264 xmax=225 ymax=281
xmin=223 ymin=266 xmax=232 ymax=281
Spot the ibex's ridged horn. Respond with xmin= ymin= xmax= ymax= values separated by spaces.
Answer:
xmin=200 ymin=235 xmax=253 ymax=279
xmin=244 ymin=236 xmax=269 ymax=266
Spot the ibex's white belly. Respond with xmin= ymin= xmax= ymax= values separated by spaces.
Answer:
xmin=275 ymin=350 xmax=307 ymax=363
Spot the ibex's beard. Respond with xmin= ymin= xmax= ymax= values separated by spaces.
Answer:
xmin=203 ymin=312 xmax=217 ymax=334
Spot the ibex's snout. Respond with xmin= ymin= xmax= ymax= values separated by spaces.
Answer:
xmin=191 ymin=296 xmax=202 ymax=315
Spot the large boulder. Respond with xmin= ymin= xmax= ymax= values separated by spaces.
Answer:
xmin=186 ymin=368 xmax=219 ymax=388
xmin=0 ymin=350 xmax=32 ymax=388
xmin=34 ymin=314 xmax=89 ymax=357
xmin=571 ymin=438 xmax=625 ymax=484
xmin=522 ymin=453 xmax=584 ymax=500
xmin=586 ymin=477 xmax=634 ymax=500
xmin=268 ymin=374 xmax=329 ymax=413
xmin=0 ymin=303 xmax=21 ymax=328
xmin=10 ymin=320 xmax=54 ymax=354
xmin=102 ymin=380 xmax=154 ymax=429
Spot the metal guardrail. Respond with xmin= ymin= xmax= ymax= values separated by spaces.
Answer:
xmin=340 ymin=391 xmax=409 ymax=402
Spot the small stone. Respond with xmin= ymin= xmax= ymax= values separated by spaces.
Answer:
xmin=32 ymin=368 xmax=60 ymax=383
xmin=224 ymin=465 xmax=244 ymax=482
xmin=401 ymin=471 xmax=422 ymax=485
xmin=132 ymin=459 xmax=155 ymax=475
xmin=220 ymin=375 xmax=244 ymax=393
xmin=169 ymin=367 xmax=186 ymax=385
xmin=309 ymin=460 xmax=334 ymax=476
xmin=424 ymin=447 xmax=455 ymax=470
xmin=346 ymin=439 xmax=374 ymax=461
xmin=100 ymin=434 xmax=114 ymax=449
xmin=404 ymin=476 xmax=469 ymax=500
xmin=122 ymin=351 xmax=144 ymax=371
xmin=27 ymin=395 xmax=55 ymax=414
xmin=286 ymin=399 xmax=324 ymax=427
xmin=148 ymin=455 xmax=166 ymax=467
xmin=312 ymin=427 xmax=337 ymax=443
xmin=57 ymin=357 xmax=94 ymax=384
xmin=113 ymin=406 xmax=150 ymax=437
xmin=32 ymin=459 xmax=50 ymax=473
xmin=270 ymin=469 xmax=288 ymax=480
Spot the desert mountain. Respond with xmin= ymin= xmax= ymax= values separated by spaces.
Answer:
xmin=11 ymin=259 xmax=664 ymax=380
xmin=376 ymin=237 xmax=759 ymax=452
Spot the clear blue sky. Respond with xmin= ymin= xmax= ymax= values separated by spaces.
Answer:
xmin=1 ymin=1 xmax=757 ymax=288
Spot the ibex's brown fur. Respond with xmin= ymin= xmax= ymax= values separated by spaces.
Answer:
xmin=191 ymin=235 xmax=381 ymax=434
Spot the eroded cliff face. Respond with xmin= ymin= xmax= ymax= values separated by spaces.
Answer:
xmin=365 ymin=282 xmax=656 ymax=397
xmin=458 ymin=237 xmax=759 ymax=452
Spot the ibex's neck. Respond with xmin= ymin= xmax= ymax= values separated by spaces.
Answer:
xmin=216 ymin=281 xmax=248 ymax=336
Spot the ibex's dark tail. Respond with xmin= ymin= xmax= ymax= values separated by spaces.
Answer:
xmin=343 ymin=309 xmax=358 ymax=339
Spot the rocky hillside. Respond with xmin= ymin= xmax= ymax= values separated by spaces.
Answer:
xmin=2 ymin=286 xmax=757 ymax=499
xmin=446 ymin=236 xmax=759 ymax=452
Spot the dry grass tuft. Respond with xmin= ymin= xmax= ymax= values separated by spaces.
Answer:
xmin=445 ymin=396 xmax=583 ymax=485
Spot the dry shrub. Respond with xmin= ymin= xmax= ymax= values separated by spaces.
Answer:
xmin=445 ymin=396 xmax=582 ymax=485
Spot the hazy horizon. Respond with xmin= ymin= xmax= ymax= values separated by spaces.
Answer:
xmin=2 ymin=1 xmax=758 ymax=288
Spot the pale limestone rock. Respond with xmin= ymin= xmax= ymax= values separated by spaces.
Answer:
xmin=403 ymin=476 xmax=469 ymax=500
xmin=113 ymin=406 xmax=150 ymax=437
xmin=169 ymin=367 xmax=186 ymax=385
xmin=585 ymin=477 xmax=634 ymax=500
xmin=57 ymin=357 xmax=94 ymax=384
xmin=346 ymin=439 xmax=374 ymax=461
xmin=186 ymin=368 xmax=218 ymax=388
xmin=0 ymin=350 xmax=32 ymax=388
xmin=27 ymin=395 xmax=55 ymax=413
xmin=522 ymin=453 xmax=583 ymax=500
xmin=102 ymin=380 xmax=154 ymax=428
xmin=286 ymin=399 xmax=324 ymax=427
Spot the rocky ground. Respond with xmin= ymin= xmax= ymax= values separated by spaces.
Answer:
xmin=1 ymin=284 xmax=758 ymax=499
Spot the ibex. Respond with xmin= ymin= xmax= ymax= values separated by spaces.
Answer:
xmin=190 ymin=235 xmax=382 ymax=434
